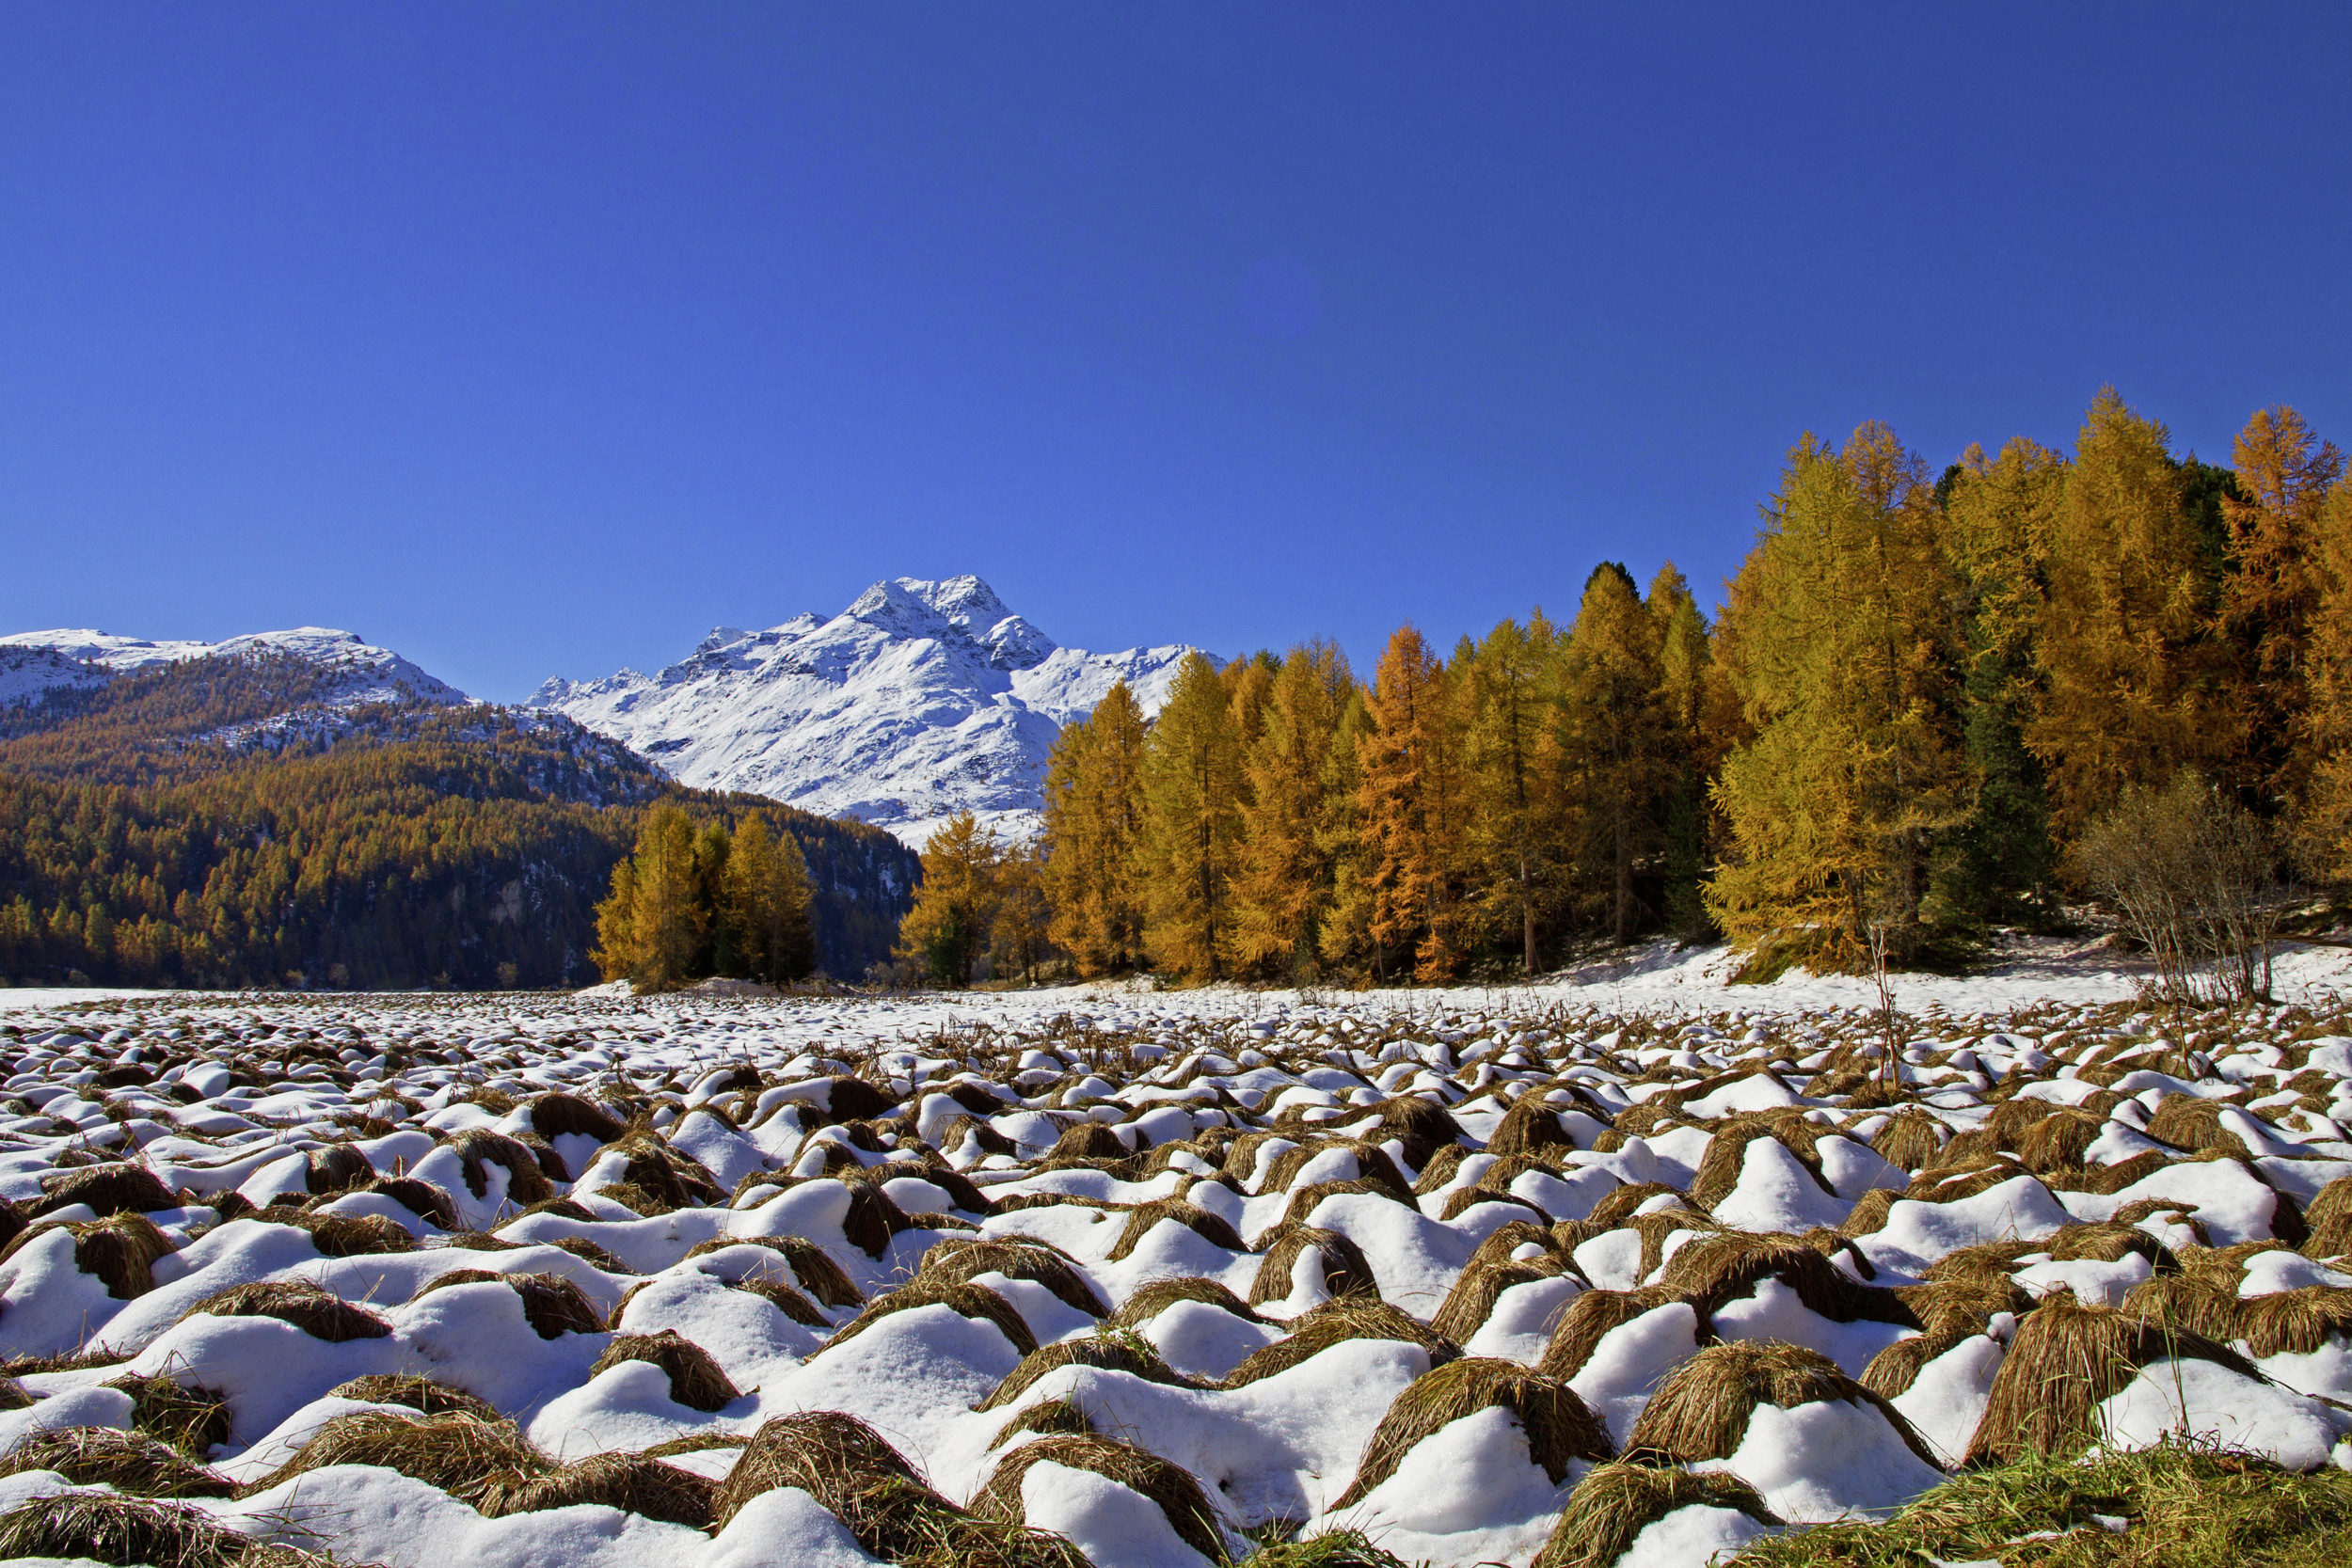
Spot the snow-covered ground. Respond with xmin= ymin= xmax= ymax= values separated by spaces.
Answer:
xmin=4 ymin=941 xmax=2352 ymax=1567
xmin=528 ymin=576 xmax=1200 ymax=848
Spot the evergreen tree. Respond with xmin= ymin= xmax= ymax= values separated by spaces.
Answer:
xmin=592 ymin=802 xmax=703 ymax=990
xmin=1316 ymin=683 xmax=1378 ymax=975
xmin=1041 ymin=683 xmax=1148 ymax=975
xmin=1359 ymin=626 xmax=1468 ymax=981
xmin=2222 ymin=405 xmax=2345 ymax=810
xmin=1556 ymin=565 xmax=1672 ymax=946
xmin=1942 ymin=436 xmax=2066 ymax=926
xmin=1136 ymin=652 xmax=1245 ymax=982
xmin=989 ymin=837 xmax=1054 ymax=983
xmin=2030 ymin=388 xmax=2237 ymax=845
xmin=896 ymin=812 xmax=1001 ymax=986
xmin=1228 ymin=641 xmax=1356 ymax=978
xmin=722 ymin=812 xmax=815 ymax=984
xmin=1648 ymin=564 xmax=1717 ymax=941
xmin=1706 ymin=423 xmax=1973 ymax=971
xmin=2299 ymin=464 xmax=2352 ymax=874
xmin=1460 ymin=615 xmax=1561 ymax=972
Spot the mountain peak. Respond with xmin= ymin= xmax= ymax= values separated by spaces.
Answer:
xmin=532 ymin=575 xmax=1198 ymax=846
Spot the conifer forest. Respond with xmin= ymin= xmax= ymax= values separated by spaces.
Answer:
xmin=896 ymin=393 xmax=2352 ymax=993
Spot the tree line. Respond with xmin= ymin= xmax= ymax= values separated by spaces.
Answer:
xmin=590 ymin=803 xmax=817 ymax=990
xmin=0 ymin=654 xmax=919 ymax=990
xmin=897 ymin=390 xmax=2352 ymax=989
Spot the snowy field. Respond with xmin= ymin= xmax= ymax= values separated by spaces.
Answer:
xmin=3 ymin=940 xmax=2352 ymax=1567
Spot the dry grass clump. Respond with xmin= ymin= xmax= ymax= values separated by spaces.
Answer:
xmin=1535 ymin=1286 xmax=1705 ymax=1381
xmin=446 ymin=1127 xmax=557 ymax=1207
xmin=713 ymin=1410 xmax=1087 ymax=1568
xmin=1690 ymin=1119 xmax=1836 ymax=1211
xmin=591 ymin=1330 xmax=741 ymax=1411
xmin=0 ymin=1493 xmax=294 ymax=1568
xmin=1043 ymin=1120 xmax=1130 ymax=1163
xmin=1466 ymin=1218 xmax=1561 ymax=1271
xmin=1658 ymin=1231 xmax=1920 ymax=1326
xmin=1111 ymin=1275 xmax=1264 ymax=1327
xmin=261 ymin=1404 xmax=711 ymax=1527
xmin=1262 ymin=1139 xmax=1413 ymax=1200
xmin=1966 ymin=1291 xmax=2265 ymax=1465
xmin=829 ymin=1277 xmax=1040 ymax=1355
xmin=1625 ymin=1338 xmax=1942 ymax=1468
xmin=1868 ymin=1109 xmax=1947 ymax=1172
xmin=1836 ymin=1187 xmax=1902 ymax=1238
xmin=1858 ymin=1328 xmax=1975 ymax=1399
xmin=2043 ymin=1150 xmax=2173 ymax=1196
xmin=107 ymin=1374 xmax=234 ymax=1455
xmin=0 ymin=1210 xmax=184 ymax=1299
xmin=1105 ymin=1197 xmax=1248 ymax=1261
xmin=2300 ymin=1175 xmax=2352 ymax=1260
xmin=2233 ymin=1286 xmax=2352 ymax=1357
xmin=346 ymin=1176 xmax=457 ymax=1227
xmin=0 ymin=1424 xmax=236 ymax=1497
xmin=1332 ymin=1356 xmax=1612 ymax=1507
xmin=1583 ymin=1181 xmax=1692 ymax=1229
xmin=35 ymin=1161 xmax=179 ymax=1218
xmin=1248 ymin=1224 xmax=1378 ymax=1305
xmin=304 ymin=1143 xmax=377 ymax=1196
xmin=2045 ymin=1220 xmax=2174 ymax=1268
xmin=2146 ymin=1093 xmax=2251 ymax=1156
xmin=1357 ymin=1096 xmax=1464 ymax=1171
xmin=329 ymin=1374 xmax=498 ymax=1419
xmin=728 ymin=1274 xmax=830 ymax=1326
xmin=2014 ymin=1107 xmax=2108 ymax=1173
xmin=1239 ymin=1529 xmax=1414 ymax=1568
xmin=540 ymin=1233 xmax=635 ymax=1274
xmin=1409 ymin=1142 xmax=1470 ymax=1196
xmin=180 ymin=1279 xmax=391 ymax=1341
xmin=1438 ymin=1182 xmax=1554 ymax=1225
xmin=830 ymin=1177 xmax=916 ymax=1258
xmin=583 ymin=1132 xmax=724 ymax=1214
xmin=412 ymin=1268 xmax=605 ymax=1338
xmin=1486 ymin=1094 xmax=1581 ymax=1156
xmin=682 ymin=1233 xmax=865 ymax=1307
xmin=526 ymin=1090 xmax=627 ymax=1142
xmin=1529 ymin=1461 xmax=1781 ymax=1568
xmin=1731 ymin=1439 xmax=2352 ymax=1568
xmin=473 ymin=1449 xmax=715 ymax=1528
xmin=920 ymin=1235 xmax=1109 ymax=1317
xmin=284 ymin=1211 xmax=416 ymax=1258
xmin=990 ymin=1396 xmax=1094 ymax=1449
xmin=1906 ymin=1160 xmax=2042 ymax=1205
xmin=1428 ymin=1257 xmax=1566 ymax=1342
xmin=1224 ymin=1297 xmax=1459 ymax=1386
xmin=261 ymin=1409 xmax=542 ymax=1507
xmin=1284 ymin=1177 xmax=1417 ymax=1233
xmin=975 ymin=1431 xmax=1227 ymax=1562
xmin=977 ymin=1326 xmax=1200 ymax=1410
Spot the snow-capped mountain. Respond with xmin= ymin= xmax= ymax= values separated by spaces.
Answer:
xmin=0 ymin=626 xmax=468 ymax=710
xmin=530 ymin=575 xmax=1199 ymax=847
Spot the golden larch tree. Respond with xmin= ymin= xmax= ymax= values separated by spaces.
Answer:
xmin=2030 ymin=388 xmax=2237 ymax=844
xmin=1136 ymin=652 xmax=1245 ymax=981
xmin=1706 ymin=422 xmax=1973 ymax=971
xmin=1358 ymin=625 xmax=1469 ymax=981
xmin=1556 ymin=564 xmax=1671 ymax=946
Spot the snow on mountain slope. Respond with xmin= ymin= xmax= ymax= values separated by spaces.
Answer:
xmin=0 ymin=626 xmax=468 ymax=709
xmin=530 ymin=576 xmax=1198 ymax=848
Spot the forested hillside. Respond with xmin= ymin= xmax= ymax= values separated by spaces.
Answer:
xmin=899 ymin=392 xmax=2352 ymax=991
xmin=0 ymin=655 xmax=919 ymax=989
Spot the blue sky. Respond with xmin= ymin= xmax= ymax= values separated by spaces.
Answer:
xmin=4 ymin=4 xmax=2347 ymax=702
